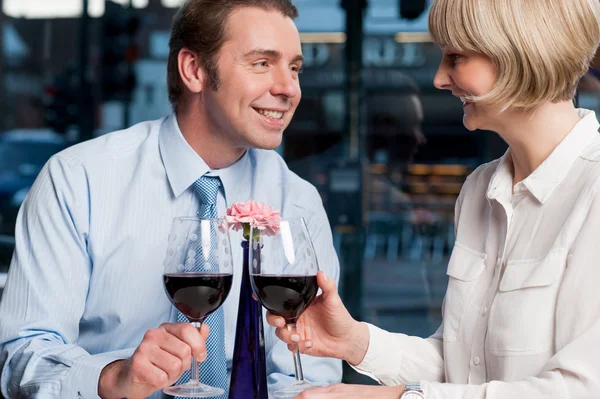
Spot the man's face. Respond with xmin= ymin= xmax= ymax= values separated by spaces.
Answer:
xmin=201 ymin=7 xmax=303 ymax=151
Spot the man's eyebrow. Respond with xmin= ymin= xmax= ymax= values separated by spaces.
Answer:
xmin=243 ymin=48 xmax=282 ymax=59
xmin=243 ymin=48 xmax=304 ymax=64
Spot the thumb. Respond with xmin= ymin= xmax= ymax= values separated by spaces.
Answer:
xmin=199 ymin=323 xmax=210 ymax=340
xmin=316 ymin=270 xmax=338 ymax=297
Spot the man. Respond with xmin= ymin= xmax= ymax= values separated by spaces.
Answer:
xmin=365 ymin=89 xmax=427 ymax=215
xmin=0 ymin=0 xmax=342 ymax=397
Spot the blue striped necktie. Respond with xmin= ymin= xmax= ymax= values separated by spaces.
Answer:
xmin=175 ymin=175 xmax=228 ymax=398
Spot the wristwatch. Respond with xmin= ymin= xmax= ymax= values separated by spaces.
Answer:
xmin=402 ymin=382 xmax=425 ymax=398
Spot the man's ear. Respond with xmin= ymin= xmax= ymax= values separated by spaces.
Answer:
xmin=177 ymin=48 xmax=205 ymax=94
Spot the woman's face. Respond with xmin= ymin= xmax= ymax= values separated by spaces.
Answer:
xmin=433 ymin=47 xmax=500 ymax=131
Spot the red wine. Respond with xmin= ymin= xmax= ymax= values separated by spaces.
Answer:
xmin=163 ymin=273 xmax=233 ymax=322
xmin=252 ymin=274 xmax=318 ymax=323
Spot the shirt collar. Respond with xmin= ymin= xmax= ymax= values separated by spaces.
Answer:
xmin=159 ymin=113 xmax=250 ymax=203
xmin=486 ymin=151 xmax=514 ymax=202
xmin=487 ymin=109 xmax=600 ymax=204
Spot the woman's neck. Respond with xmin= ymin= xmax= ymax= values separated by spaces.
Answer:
xmin=495 ymin=102 xmax=582 ymax=185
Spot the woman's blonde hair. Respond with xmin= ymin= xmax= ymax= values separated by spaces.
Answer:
xmin=429 ymin=0 xmax=600 ymax=110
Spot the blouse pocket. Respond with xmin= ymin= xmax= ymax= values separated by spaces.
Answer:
xmin=489 ymin=248 xmax=567 ymax=356
xmin=443 ymin=242 xmax=486 ymax=343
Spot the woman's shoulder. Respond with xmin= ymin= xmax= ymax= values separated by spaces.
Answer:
xmin=460 ymin=157 xmax=503 ymax=195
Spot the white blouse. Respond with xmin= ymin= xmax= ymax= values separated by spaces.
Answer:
xmin=354 ymin=109 xmax=600 ymax=398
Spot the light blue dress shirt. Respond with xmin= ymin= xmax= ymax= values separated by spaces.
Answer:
xmin=0 ymin=115 xmax=342 ymax=398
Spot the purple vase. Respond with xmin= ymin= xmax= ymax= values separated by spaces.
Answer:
xmin=228 ymin=240 xmax=268 ymax=399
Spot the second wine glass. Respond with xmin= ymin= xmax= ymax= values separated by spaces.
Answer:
xmin=248 ymin=217 xmax=321 ymax=398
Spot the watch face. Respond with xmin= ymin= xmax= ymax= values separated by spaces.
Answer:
xmin=403 ymin=392 xmax=425 ymax=399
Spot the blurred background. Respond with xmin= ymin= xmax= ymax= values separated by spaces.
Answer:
xmin=0 ymin=0 xmax=599 ymax=386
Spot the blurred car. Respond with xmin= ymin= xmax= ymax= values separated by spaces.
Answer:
xmin=0 ymin=129 xmax=67 ymax=237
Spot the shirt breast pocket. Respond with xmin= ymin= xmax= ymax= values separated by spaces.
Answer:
xmin=489 ymin=248 xmax=567 ymax=356
xmin=443 ymin=242 xmax=486 ymax=343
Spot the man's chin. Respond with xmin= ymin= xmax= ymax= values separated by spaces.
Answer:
xmin=251 ymin=136 xmax=284 ymax=151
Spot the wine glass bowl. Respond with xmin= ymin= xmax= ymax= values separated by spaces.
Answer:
xmin=251 ymin=274 xmax=318 ymax=324
xmin=163 ymin=273 xmax=233 ymax=322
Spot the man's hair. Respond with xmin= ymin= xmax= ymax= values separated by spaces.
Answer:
xmin=429 ymin=0 xmax=600 ymax=110
xmin=167 ymin=0 xmax=298 ymax=111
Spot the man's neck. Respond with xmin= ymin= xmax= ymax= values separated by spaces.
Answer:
xmin=175 ymin=107 xmax=247 ymax=170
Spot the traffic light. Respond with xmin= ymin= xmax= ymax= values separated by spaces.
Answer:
xmin=101 ymin=1 xmax=139 ymax=101
xmin=399 ymin=0 xmax=427 ymax=20
xmin=43 ymin=68 xmax=80 ymax=134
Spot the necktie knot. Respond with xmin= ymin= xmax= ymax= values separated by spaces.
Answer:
xmin=194 ymin=176 xmax=221 ymax=209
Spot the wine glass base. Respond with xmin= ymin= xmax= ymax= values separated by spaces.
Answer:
xmin=272 ymin=381 xmax=323 ymax=398
xmin=163 ymin=382 xmax=225 ymax=398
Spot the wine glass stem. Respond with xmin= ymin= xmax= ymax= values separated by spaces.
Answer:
xmin=190 ymin=321 xmax=203 ymax=385
xmin=286 ymin=323 xmax=305 ymax=382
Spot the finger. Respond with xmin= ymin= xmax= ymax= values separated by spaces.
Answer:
xmin=252 ymin=293 xmax=258 ymax=301
xmin=316 ymin=271 xmax=344 ymax=308
xmin=287 ymin=340 xmax=314 ymax=355
xmin=129 ymin=351 xmax=170 ymax=388
xmin=297 ymin=339 xmax=314 ymax=353
xmin=266 ymin=312 xmax=285 ymax=328
xmin=144 ymin=344 xmax=185 ymax=383
xmin=316 ymin=271 xmax=337 ymax=296
xmin=163 ymin=323 xmax=206 ymax=360
xmin=199 ymin=323 xmax=210 ymax=340
xmin=292 ymin=386 xmax=331 ymax=398
xmin=275 ymin=325 xmax=298 ymax=345
xmin=154 ymin=330 xmax=194 ymax=367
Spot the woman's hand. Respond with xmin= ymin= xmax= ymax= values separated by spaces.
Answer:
xmin=293 ymin=383 xmax=406 ymax=398
xmin=265 ymin=271 xmax=370 ymax=365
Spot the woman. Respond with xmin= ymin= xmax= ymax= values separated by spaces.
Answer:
xmin=268 ymin=0 xmax=600 ymax=397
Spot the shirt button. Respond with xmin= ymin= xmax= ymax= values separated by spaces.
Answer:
xmin=473 ymin=356 xmax=481 ymax=366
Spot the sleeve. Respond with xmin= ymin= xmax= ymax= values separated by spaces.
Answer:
xmin=419 ymin=182 xmax=600 ymax=398
xmin=350 ymin=323 xmax=445 ymax=386
xmin=0 ymin=155 xmax=131 ymax=399
xmin=265 ymin=184 xmax=343 ymax=391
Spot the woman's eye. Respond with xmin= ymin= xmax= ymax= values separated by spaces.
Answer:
xmin=447 ymin=53 xmax=462 ymax=62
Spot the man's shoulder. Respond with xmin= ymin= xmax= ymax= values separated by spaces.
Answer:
xmin=54 ymin=117 xmax=165 ymax=166
xmin=248 ymin=149 xmax=309 ymax=184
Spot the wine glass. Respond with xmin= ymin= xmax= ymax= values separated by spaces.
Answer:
xmin=162 ymin=217 xmax=234 ymax=398
xmin=248 ymin=217 xmax=321 ymax=398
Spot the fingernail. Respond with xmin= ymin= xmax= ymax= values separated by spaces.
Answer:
xmin=276 ymin=319 xmax=284 ymax=327
xmin=197 ymin=352 xmax=206 ymax=361
xmin=323 ymin=273 xmax=329 ymax=282
xmin=291 ymin=334 xmax=300 ymax=343
xmin=305 ymin=341 xmax=313 ymax=348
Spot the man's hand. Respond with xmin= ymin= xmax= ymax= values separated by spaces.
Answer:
xmin=265 ymin=271 xmax=370 ymax=365
xmin=98 ymin=322 xmax=210 ymax=399
xmin=293 ymin=383 xmax=406 ymax=398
